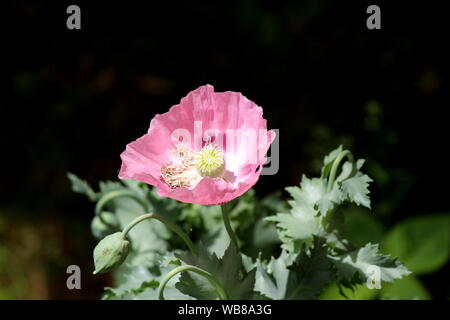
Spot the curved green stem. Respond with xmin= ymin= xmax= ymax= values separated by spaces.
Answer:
xmin=221 ymin=205 xmax=239 ymax=248
xmin=121 ymin=213 xmax=197 ymax=255
xmin=95 ymin=190 xmax=149 ymax=226
xmin=158 ymin=265 xmax=228 ymax=300
xmin=327 ymin=150 xmax=355 ymax=192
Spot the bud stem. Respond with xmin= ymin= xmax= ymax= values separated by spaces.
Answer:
xmin=158 ymin=265 xmax=228 ymax=300
xmin=121 ymin=213 xmax=197 ymax=255
xmin=327 ymin=150 xmax=355 ymax=192
xmin=95 ymin=190 xmax=150 ymax=226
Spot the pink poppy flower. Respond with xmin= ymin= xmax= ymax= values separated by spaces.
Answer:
xmin=118 ymin=84 xmax=275 ymax=205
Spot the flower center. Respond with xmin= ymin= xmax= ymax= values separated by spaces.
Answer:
xmin=161 ymin=146 xmax=201 ymax=189
xmin=160 ymin=144 xmax=226 ymax=189
xmin=195 ymin=144 xmax=225 ymax=178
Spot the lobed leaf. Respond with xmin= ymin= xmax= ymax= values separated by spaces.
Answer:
xmin=175 ymin=242 xmax=256 ymax=300
xmin=330 ymin=243 xmax=410 ymax=287
xmin=285 ymin=237 xmax=333 ymax=299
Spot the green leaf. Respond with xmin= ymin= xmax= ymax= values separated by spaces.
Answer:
xmin=121 ymin=179 xmax=149 ymax=200
xmin=197 ymin=205 xmax=223 ymax=231
xmin=266 ymin=177 xmax=330 ymax=252
xmin=382 ymin=213 xmax=450 ymax=274
xmin=200 ymin=224 xmax=230 ymax=257
xmin=176 ymin=243 xmax=256 ymax=300
xmin=103 ymin=265 xmax=158 ymax=299
xmin=330 ymin=243 xmax=410 ymax=286
xmin=67 ymin=173 xmax=97 ymax=201
xmin=104 ymin=253 xmax=190 ymax=300
xmin=323 ymin=151 xmax=373 ymax=209
xmin=254 ymin=251 xmax=291 ymax=300
xmin=321 ymin=210 xmax=348 ymax=251
xmin=380 ymin=275 xmax=431 ymax=300
xmin=236 ymin=190 xmax=285 ymax=257
xmin=266 ymin=213 xmax=322 ymax=253
xmin=94 ymin=182 xmax=172 ymax=254
xmin=69 ymin=175 xmax=178 ymax=280
xmin=288 ymin=176 xmax=342 ymax=216
xmin=267 ymin=157 xmax=376 ymax=253
xmin=285 ymin=237 xmax=333 ymax=300
xmin=335 ymin=159 xmax=364 ymax=183
xmin=340 ymin=172 xmax=373 ymax=209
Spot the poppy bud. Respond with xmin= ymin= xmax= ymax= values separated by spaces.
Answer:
xmin=93 ymin=232 xmax=130 ymax=274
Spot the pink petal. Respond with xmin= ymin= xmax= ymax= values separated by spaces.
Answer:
xmin=119 ymin=85 xmax=276 ymax=205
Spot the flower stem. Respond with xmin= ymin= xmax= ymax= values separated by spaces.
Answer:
xmin=158 ymin=265 xmax=228 ymax=300
xmin=327 ymin=150 xmax=355 ymax=192
xmin=121 ymin=213 xmax=197 ymax=255
xmin=221 ymin=205 xmax=239 ymax=249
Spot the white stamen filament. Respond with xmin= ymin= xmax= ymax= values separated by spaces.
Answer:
xmin=160 ymin=144 xmax=226 ymax=188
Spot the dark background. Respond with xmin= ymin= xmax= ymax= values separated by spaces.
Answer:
xmin=1 ymin=0 xmax=448 ymax=299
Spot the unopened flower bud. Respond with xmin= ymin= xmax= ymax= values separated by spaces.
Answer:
xmin=93 ymin=232 xmax=130 ymax=274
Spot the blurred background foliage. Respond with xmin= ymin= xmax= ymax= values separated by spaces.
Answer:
xmin=1 ymin=1 xmax=448 ymax=299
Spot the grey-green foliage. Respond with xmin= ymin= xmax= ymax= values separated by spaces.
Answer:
xmin=330 ymin=243 xmax=410 ymax=285
xmin=68 ymin=173 xmax=280 ymax=299
xmin=253 ymin=237 xmax=332 ymax=300
xmin=68 ymin=145 xmax=411 ymax=300
xmin=68 ymin=174 xmax=176 ymax=255
xmin=264 ymin=146 xmax=409 ymax=294
xmin=254 ymin=251 xmax=290 ymax=300
xmin=285 ymin=237 xmax=333 ymax=299
xmin=103 ymin=252 xmax=191 ymax=300
xmin=176 ymin=243 xmax=256 ymax=300
xmin=68 ymin=172 xmax=98 ymax=201
xmin=266 ymin=148 xmax=373 ymax=253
